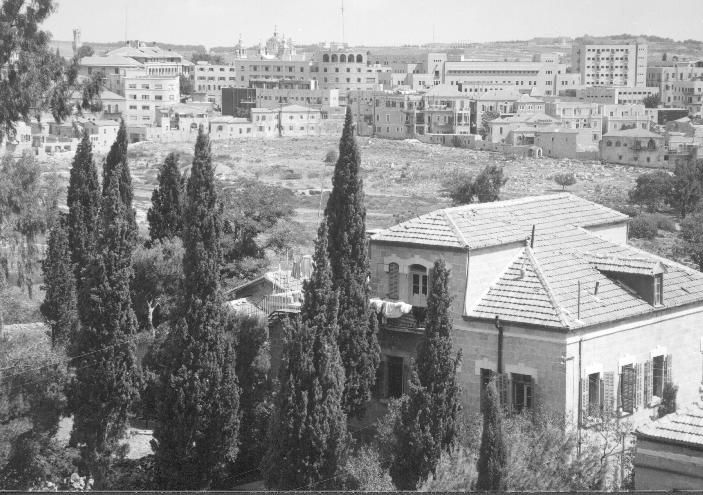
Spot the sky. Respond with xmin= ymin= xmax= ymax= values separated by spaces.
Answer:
xmin=42 ymin=0 xmax=703 ymax=48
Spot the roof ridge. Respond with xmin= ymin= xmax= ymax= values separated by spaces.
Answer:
xmin=443 ymin=210 xmax=469 ymax=248
xmin=443 ymin=192 xmax=571 ymax=214
xmin=525 ymin=247 xmax=573 ymax=328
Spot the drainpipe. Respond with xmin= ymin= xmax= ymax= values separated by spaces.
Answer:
xmin=494 ymin=315 xmax=504 ymax=374
xmin=577 ymin=336 xmax=583 ymax=457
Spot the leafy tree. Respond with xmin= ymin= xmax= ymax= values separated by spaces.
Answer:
xmin=152 ymin=127 xmax=240 ymax=489
xmin=643 ymin=93 xmax=661 ymax=109
xmin=190 ymin=52 xmax=226 ymax=65
xmin=554 ymin=172 xmax=577 ymax=191
xmin=389 ymin=260 xmax=462 ymax=489
xmin=147 ymin=152 xmax=185 ymax=242
xmin=480 ymin=110 xmax=500 ymax=139
xmin=66 ymin=132 xmax=101 ymax=288
xmin=447 ymin=172 xmax=474 ymax=205
xmin=628 ymin=171 xmax=673 ymax=212
xmin=131 ymin=238 xmax=184 ymax=331
xmin=681 ymin=209 xmax=703 ymax=270
xmin=263 ymin=221 xmax=348 ymax=490
xmin=0 ymin=152 xmax=56 ymax=330
xmin=324 ymin=149 xmax=338 ymax=164
xmin=0 ymin=0 xmax=103 ymax=140
xmin=476 ymin=376 xmax=507 ymax=491
xmin=473 ymin=164 xmax=508 ymax=202
xmin=220 ymin=178 xmax=296 ymax=286
xmin=670 ymin=160 xmax=703 ymax=218
xmin=179 ymin=74 xmax=193 ymax=96
xmin=40 ymin=214 xmax=79 ymax=347
xmin=658 ymin=382 xmax=678 ymax=418
xmin=324 ymin=106 xmax=380 ymax=418
xmin=75 ymin=44 xmax=94 ymax=59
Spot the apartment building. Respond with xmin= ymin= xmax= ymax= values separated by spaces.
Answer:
xmin=315 ymin=49 xmax=381 ymax=95
xmin=601 ymin=128 xmax=665 ymax=167
xmin=106 ymin=41 xmax=192 ymax=78
xmin=601 ymin=103 xmax=650 ymax=134
xmin=372 ymin=92 xmax=424 ymax=139
xmin=423 ymin=84 xmax=472 ymax=135
xmin=571 ymin=42 xmax=647 ymax=87
xmin=573 ymin=86 xmax=659 ymax=105
xmin=647 ymin=60 xmax=703 ymax=106
xmin=193 ymin=62 xmax=237 ymax=105
xmin=443 ymin=60 xmax=567 ymax=96
xmin=79 ymin=55 xmax=143 ymax=94
xmin=545 ymin=100 xmax=602 ymax=141
xmin=123 ymin=74 xmax=179 ymax=125
xmin=662 ymin=80 xmax=703 ymax=117
xmin=255 ymin=87 xmax=339 ymax=110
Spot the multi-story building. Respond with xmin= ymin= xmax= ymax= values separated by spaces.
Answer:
xmin=193 ymin=62 xmax=237 ymax=106
xmin=443 ymin=60 xmax=567 ymax=96
xmin=255 ymin=87 xmax=339 ymax=110
xmin=573 ymin=86 xmax=659 ymax=105
xmin=315 ymin=49 xmax=381 ymax=97
xmin=571 ymin=42 xmax=647 ymax=87
xmin=372 ymin=92 xmax=424 ymax=139
xmin=106 ymin=41 xmax=192 ymax=78
xmin=662 ymin=80 xmax=703 ymax=117
xmin=601 ymin=103 xmax=650 ymax=134
xmin=487 ymin=113 xmax=560 ymax=144
xmin=545 ymin=100 xmax=602 ymax=142
xmin=601 ymin=128 xmax=665 ymax=167
xmin=647 ymin=60 xmax=703 ymax=106
xmin=79 ymin=55 xmax=143 ymax=94
xmin=123 ymin=74 xmax=179 ymax=125
xmin=423 ymin=84 xmax=471 ymax=135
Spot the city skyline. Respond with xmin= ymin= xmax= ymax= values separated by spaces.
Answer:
xmin=44 ymin=0 xmax=703 ymax=49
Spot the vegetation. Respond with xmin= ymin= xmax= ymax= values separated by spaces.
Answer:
xmin=178 ymin=74 xmax=193 ymax=96
xmin=324 ymin=106 xmax=380 ymax=418
xmin=152 ymin=128 xmax=240 ymax=489
xmin=643 ymin=93 xmax=661 ymax=109
xmin=476 ymin=377 xmax=507 ymax=490
xmin=670 ymin=160 xmax=703 ymax=218
xmin=658 ymin=382 xmax=678 ymax=418
xmin=147 ymin=152 xmax=185 ymax=242
xmin=681 ymin=210 xmax=703 ymax=270
xmin=553 ymin=172 xmax=577 ymax=190
xmin=448 ymin=165 xmax=507 ymax=204
xmin=263 ymin=221 xmax=348 ymax=489
xmin=628 ymin=214 xmax=659 ymax=239
xmin=480 ymin=110 xmax=501 ymax=139
xmin=628 ymin=171 xmax=673 ymax=212
xmin=389 ymin=260 xmax=462 ymax=489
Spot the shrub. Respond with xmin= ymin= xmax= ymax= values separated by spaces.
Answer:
xmin=338 ymin=445 xmax=394 ymax=491
xmin=324 ymin=149 xmax=338 ymax=164
xmin=649 ymin=213 xmax=677 ymax=233
xmin=628 ymin=171 xmax=673 ymax=212
xmin=614 ymin=204 xmax=640 ymax=218
xmin=628 ymin=215 xmax=658 ymax=239
xmin=280 ymin=169 xmax=303 ymax=180
xmin=553 ymin=172 xmax=577 ymax=190
xmin=658 ymin=382 xmax=678 ymax=418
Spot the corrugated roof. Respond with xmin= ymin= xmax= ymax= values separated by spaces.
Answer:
xmin=637 ymin=405 xmax=703 ymax=450
xmin=371 ymin=193 xmax=627 ymax=249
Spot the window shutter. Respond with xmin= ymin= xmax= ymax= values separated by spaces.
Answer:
xmin=636 ymin=362 xmax=643 ymax=409
xmin=388 ymin=263 xmax=399 ymax=299
xmin=603 ymin=371 xmax=615 ymax=414
xmin=644 ymin=360 xmax=653 ymax=406
xmin=403 ymin=361 xmax=411 ymax=395
xmin=622 ymin=366 xmax=636 ymax=414
xmin=580 ymin=376 xmax=589 ymax=421
xmin=496 ymin=373 xmax=511 ymax=412
xmin=664 ymin=353 xmax=673 ymax=385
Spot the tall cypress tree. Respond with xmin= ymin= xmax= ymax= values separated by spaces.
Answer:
xmin=476 ymin=376 xmax=507 ymax=491
xmin=66 ymin=131 xmax=100 ymax=286
xmin=147 ymin=152 xmax=185 ymax=241
xmin=40 ymin=214 xmax=79 ymax=347
xmin=389 ymin=260 xmax=462 ymax=489
xmin=152 ymin=127 xmax=240 ymax=489
xmin=69 ymin=126 xmax=139 ymax=488
xmin=263 ymin=221 xmax=348 ymax=489
xmin=324 ymin=105 xmax=380 ymax=418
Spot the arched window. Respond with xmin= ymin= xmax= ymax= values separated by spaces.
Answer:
xmin=409 ymin=264 xmax=428 ymax=305
xmin=348 ymin=54 xmax=354 ymax=63
xmin=331 ymin=54 xmax=338 ymax=63
xmin=356 ymin=54 xmax=363 ymax=63
xmin=322 ymin=54 xmax=329 ymax=63
xmin=388 ymin=263 xmax=399 ymax=299
xmin=340 ymin=54 xmax=347 ymax=63
xmin=606 ymin=140 xmax=612 ymax=146
xmin=647 ymin=138 xmax=656 ymax=150
xmin=615 ymin=140 xmax=621 ymax=147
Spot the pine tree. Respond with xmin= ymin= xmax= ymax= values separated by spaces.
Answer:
xmin=103 ymin=121 xmax=136 ymax=232
xmin=66 ymin=131 xmax=101 ymax=286
xmin=389 ymin=260 xmax=461 ymax=489
xmin=147 ymin=152 xmax=185 ymax=241
xmin=40 ymin=214 xmax=79 ymax=347
xmin=476 ymin=376 xmax=507 ymax=491
xmin=69 ymin=128 xmax=139 ymax=488
xmin=324 ymin=105 xmax=380 ymax=418
xmin=152 ymin=127 xmax=240 ymax=489
xmin=263 ymin=221 xmax=348 ymax=489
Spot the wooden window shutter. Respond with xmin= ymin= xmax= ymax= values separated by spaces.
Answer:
xmin=496 ymin=373 xmax=511 ymax=412
xmin=644 ymin=360 xmax=653 ymax=406
xmin=664 ymin=353 xmax=673 ymax=385
xmin=635 ymin=362 xmax=643 ymax=409
xmin=580 ymin=376 xmax=589 ymax=421
xmin=388 ymin=263 xmax=399 ymax=299
xmin=621 ymin=366 xmax=636 ymax=414
xmin=603 ymin=371 xmax=615 ymax=414
xmin=403 ymin=360 xmax=411 ymax=395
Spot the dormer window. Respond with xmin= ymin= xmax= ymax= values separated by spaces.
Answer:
xmin=584 ymin=253 xmax=667 ymax=307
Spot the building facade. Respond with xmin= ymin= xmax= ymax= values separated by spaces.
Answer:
xmin=571 ymin=42 xmax=647 ymax=87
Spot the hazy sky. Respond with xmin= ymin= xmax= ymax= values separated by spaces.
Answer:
xmin=43 ymin=0 xmax=703 ymax=48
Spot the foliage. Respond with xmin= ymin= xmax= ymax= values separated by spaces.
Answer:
xmin=225 ymin=313 xmax=273 ymax=482
xmin=418 ymin=447 xmax=476 ymax=491
xmin=0 ymin=0 xmax=103 ymax=140
xmin=75 ymin=44 xmax=94 ymax=59
xmin=338 ymin=444 xmax=394 ymax=491
xmin=190 ymin=52 xmax=226 ymax=65
xmin=480 ymin=110 xmax=501 ymax=139
xmin=658 ymin=382 xmax=678 ymax=418
xmin=131 ymin=238 xmax=184 ymax=331
xmin=66 ymin=132 xmax=101 ymax=289
xmin=324 ymin=149 xmax=338 ymax=164
xmin=680 ymin=210 xmax=703 ymax=270
xmin=40 ymin=214 xmax=79 ymax=347
xmin=220 ymin=178 xmax=296 ymax=287
xmin=69 ymin=121 xmax=140 ymax=488
xmin=476 ymin=377 xmax=506 ymax=490
xmin=628 ymin=171 xmax=673 ymax=212
xmin=152 ymin=127 xmax=240 ymax=489
xmin=263 ymin=221 xmax=348 ymax=490
xmin=389 ymin=260 xmax=462 ymax=489
xmin=324 ymin=106 xmax=380 ymax=418
xmin=178 ymin=74 xmax=193 ymax=96
xmin=147 ymin=152 xmax=185 ymax=242
xmin=643 ymin=93 xmax=661 ymax=109
xmin=473 ymin=164 xmax=508 ymax=203
xmin=553 ymin=172 xmax=577 ymax=190
xmin=628 ymin=215 xmax=659 ymax=239
xmin=670 ymin=160 xmax=703 ymax=218
xmin=446 ymin=172 xmax=474 ymax=205
xmin=104 ymin=456 xmax=154 ymax=490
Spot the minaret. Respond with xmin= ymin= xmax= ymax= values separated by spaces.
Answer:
xmin=72 ymin=28 xmax=82 ymax=54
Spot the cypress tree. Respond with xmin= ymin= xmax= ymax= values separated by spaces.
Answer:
xmin=66 ymin=131 xmax=100 ymax=286
xmin=389 ymin=259 xmax=462 ymax=489
xmin=152 ymin=127 xmax=240 ymax=489
xmin=263 ymin=221 xmax=348 ymax=489
xmin=69 ymin=127 xmax=139 ymax=488
xmin=40 ymin=214 xmax=79 ymax=347
xmin=147 ymin=152 xmax=185 ymax=241
xmin=476 ymin=376 xmax=507 ymax=491
xmin=103 ymin=121 xmax=136 ymax=233
xmin=324 ymin=105 xmax=380 ymax=418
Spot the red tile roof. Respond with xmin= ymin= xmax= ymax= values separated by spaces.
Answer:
xmin=637 ymin=405 xmax=703 ymax=450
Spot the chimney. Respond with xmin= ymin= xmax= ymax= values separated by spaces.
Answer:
xmin=594 ymin=281 xmax=600 ymax=296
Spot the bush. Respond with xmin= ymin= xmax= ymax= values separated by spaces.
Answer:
xmin=553 ymin=172 xmax=577 ymax=190
xmin=280 ymin=169 xmax=303 ymax=180
xmin=649 ymin=213 xmax=677 ymax=233
xmin=419 ymin=447 xmax=476 ymax=491
xmin=324 ymin=149 xmax=338 ymax=164
xmin=628 ymin=215 xmax=658 ymax=239
xmin=338 ymin=445 xmax=394 ymax=491
xmin=658 ymin=382 xmax=678 ymax=418
xmin=614 ymin=205 xmax=640 ymax=218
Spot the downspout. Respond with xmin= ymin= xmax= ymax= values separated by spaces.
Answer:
xmin=495 ymin=315 xmax=504 ymax=374
xmin=577 ymin=336 xmax=583 ymax=457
